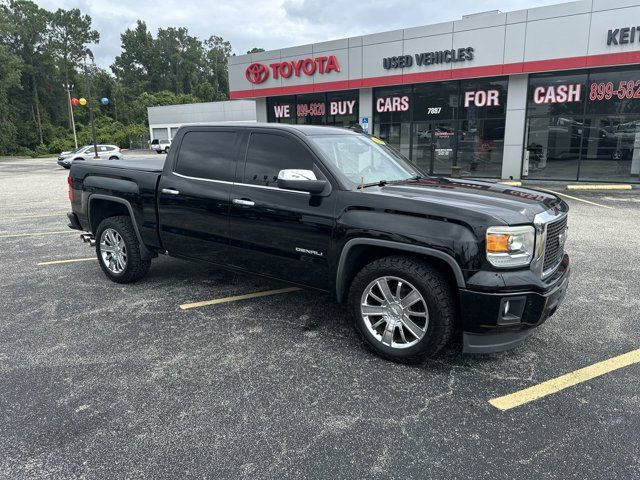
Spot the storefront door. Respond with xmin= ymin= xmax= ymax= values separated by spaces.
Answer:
xmin=412 ymin=121 xmax=457 ymax=175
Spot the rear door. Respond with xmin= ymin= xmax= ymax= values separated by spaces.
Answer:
xmin=157 ymin=128 xmax=242 ymax=264
xmin=227 ymin=131 xmax=336 ymax=289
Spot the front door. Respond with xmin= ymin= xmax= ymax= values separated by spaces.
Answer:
xmin=227 ymin=131 xmax=336 ymax=290
xmin=157 ymin=129 xmax=241 ymax=264
xmin=412 ymin=121 xmax=457 ymax=175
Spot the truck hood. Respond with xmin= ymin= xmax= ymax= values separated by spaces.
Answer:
xmin=367 ymin=177 xmax=565 ymax=225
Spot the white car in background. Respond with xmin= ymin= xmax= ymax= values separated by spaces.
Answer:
xmin=151 ymin=138 xmax=171 ymax=153
xmin=57 ymin=145 xmax=123 ymax=169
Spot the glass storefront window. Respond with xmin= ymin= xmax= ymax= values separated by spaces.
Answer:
xmin=296 ymin=93 xmax=326 ymax=125
xmin=525 ymin=67 xmax=640 ymax=182
xmin=267 ymin=91 xmax=359 ymax=127
xmin=375 ymin=77 xmax=508 ymax=177
xmin=413 ymin=81 xmax=458 ymax=121
xmin=579 ymin=114 xmax=640 ymax=181
xmin=374 ymin=86 xmax=412 ymax=158
xmin=326 ymin=91 xmax=359 ymax=127
xmin=525 ymin=116 xmax=581 ymax=180
xmin=458 ymin=117 xmax=505 ymax=178
xmin=527 ymin=71 xmax=588 ymax=118
xmin=267 ymin=95 xmax=296 ymax=124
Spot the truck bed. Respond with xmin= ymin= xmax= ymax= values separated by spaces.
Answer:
xmin=80 ymin=156 xmax=165 ymax=173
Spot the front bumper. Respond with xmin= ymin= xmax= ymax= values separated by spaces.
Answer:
xmin=460 ymin=254 xmax=570 ymax=354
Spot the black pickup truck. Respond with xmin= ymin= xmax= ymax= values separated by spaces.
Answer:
xmin=67 ymin=123 xmax=570 ymax=362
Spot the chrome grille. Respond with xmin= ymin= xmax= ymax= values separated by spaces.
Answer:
xmin=543 ymin=216 xmax=567 ymax=273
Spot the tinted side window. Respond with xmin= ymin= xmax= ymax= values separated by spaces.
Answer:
xmin=175 ymin=131 xmax=237 ymax=182
xmin=243 ymin=133 xmax=314 ymax=186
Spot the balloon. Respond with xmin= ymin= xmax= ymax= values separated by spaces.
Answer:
xmin=100 ymin=97 xmax=109 ymax=106
xmin=79 ymin=98 xmax=87 ymax=106
xmin=71 ymin=98 xmax=79 ymax=107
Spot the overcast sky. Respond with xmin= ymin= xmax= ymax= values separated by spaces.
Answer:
xmin=36 ymin=0 xmax=564 ymax=69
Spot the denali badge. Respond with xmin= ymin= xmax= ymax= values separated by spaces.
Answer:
xmin=296 ymin=247 xmax=324 ymax=257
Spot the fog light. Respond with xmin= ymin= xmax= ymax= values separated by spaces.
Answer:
xmin=498 ymin=296 xmax=526 ymax=325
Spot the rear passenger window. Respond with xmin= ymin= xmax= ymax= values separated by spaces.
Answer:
xmin=243 ymin=133 xmax=314 ymax=187
xmin=175 ymin=131 xmax=236 ymax=182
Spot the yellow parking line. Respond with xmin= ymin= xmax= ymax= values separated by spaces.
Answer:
xmin=0 ymin=230 xmax=75 ymax=239
xmin=489 ymin=348 xmax=640 ymax=411
xmin=499 ymin=181 xmax=522 ymax=186
xmin=1 ymin=213 xmax=66 ymax=219
xmin=180 ymin=287 xmax=302 ymax=310
xmin=567 ymin=184 xmax=632 ymax=191
xmin=537 ymin=188 xmax=613 ymax=209
xmin=37 ymin=257 xmax=95 ymax=266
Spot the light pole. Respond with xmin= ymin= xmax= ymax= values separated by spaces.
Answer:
xmin=63 ymin=82 xmax=78 ymax=149
xmin=83 ymin=51 xmax=99 ymax=159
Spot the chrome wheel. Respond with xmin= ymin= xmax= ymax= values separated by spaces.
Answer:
xmin=360 ymin=276 xmax=429 ymax=349
xmin=99 ymin=228 xmax=127 ymax=274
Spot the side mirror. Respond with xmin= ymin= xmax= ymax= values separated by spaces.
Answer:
xmin=277 ymin=169 xmax=327 ymax=194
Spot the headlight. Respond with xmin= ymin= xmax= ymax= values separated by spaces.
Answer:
xmin=486 ymin=225 xmax=535 ymax=268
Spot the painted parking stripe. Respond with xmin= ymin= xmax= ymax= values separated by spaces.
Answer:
xmin=0 ymin=230 xmax=75 ymax=239
xmin=489 ymin=348 xmax=640 ymax=411
xmin=1 ymin=213 xmax=66 ymax=219
xmin=537 ymin=188 xmax=613 ymax=209
xmin=37 ymin=257 xmax=95 ymax=266
xmin=179 ymin=287 xmax=302 ymax=310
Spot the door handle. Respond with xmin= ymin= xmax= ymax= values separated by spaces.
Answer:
xmin=233 ymin=198 xmax=255 ymax=207
xmin=161 ymin=188 xmax=180 ymax=195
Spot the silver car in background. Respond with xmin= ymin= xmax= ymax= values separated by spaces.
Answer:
xmin=57 ymin=145 xmax=123 ymax=169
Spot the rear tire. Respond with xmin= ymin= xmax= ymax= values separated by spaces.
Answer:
xmin=348 ymin=255 xmax=455 ymax=363
xmin=163 ymin=147 xmax=169 ymax=153
xmin=95 ymin=215 xmax=151 ymax=283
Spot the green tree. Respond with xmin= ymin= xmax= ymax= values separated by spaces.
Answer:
xmin=0 ymin=0 xmax=50 ymax=144
xmin=0 ymin=43 xmax=23 ymax=153
xmin=205 ymin=35 xmax=232 ymax=99
xmin=155 ymin=27 xmax=204 ymax=95
xmin=246 ymin=47 xmax=265 ymax=54
xmin=48 ymin=7 xmax=99 ymax=130
xmin=111 ymin=20 xmax=154 ymax=96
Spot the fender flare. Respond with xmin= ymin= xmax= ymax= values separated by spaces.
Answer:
xmin=87 ymin=194 xmax=154 ymax=260
xmin=335 ymin=238 xmax=466 ymax=302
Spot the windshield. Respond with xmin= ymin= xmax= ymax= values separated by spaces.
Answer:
xmin=310 ymin=134 xmax=423 ymax=186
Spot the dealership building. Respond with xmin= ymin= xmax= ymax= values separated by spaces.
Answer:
xmin=228 ymin=0 xmax=640 ymax=182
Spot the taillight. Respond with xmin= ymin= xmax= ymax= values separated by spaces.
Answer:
xmin=67 ymin=175 xmax=74 ymax=203
xmin=118 ymin=147 xmax=122 ymax=153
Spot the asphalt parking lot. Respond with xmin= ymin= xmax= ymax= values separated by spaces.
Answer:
xmin=0 ymin=156 xmax=638 ymax=479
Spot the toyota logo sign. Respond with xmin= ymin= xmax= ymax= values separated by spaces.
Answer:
xmin=245 ymin=63 xmax=269 ymax=84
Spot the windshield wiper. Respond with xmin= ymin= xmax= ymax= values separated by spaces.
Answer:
xmin=358 ymin=179 xmax=388 ymax=190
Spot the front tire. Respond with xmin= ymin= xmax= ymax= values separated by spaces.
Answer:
xmin=348 ymin=256 xmax=455 ymax=363
xmin=95 ymin=215 xmax=151 ymax=283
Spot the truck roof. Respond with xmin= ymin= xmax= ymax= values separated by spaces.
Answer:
xmin=179 ymin=122 xmax=356 ymax=136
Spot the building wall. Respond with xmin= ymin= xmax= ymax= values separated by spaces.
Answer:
xmin=147 ymin=100 xmax=256 ymax=141
xmin=228 ymin=1 xmax=640 ymax=181
xmin=229 ymin=0 xmax=640 ymax=101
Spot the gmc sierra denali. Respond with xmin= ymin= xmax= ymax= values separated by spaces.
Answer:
xmin=67 ymin=123 xmax=570 ymax=362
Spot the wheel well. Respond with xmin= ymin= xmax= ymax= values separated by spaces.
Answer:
xmin=89 ymin=199 xmax=130 ymax=233
xmin=339 ymin=245 xmax=460 ymax=302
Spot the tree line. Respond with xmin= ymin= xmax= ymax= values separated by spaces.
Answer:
xmin=0 ymin=0 xmax=263 ymax=156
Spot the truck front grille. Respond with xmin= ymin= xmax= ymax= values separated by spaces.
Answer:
xmin=543 ymin=216 xmax=567 ymax=273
